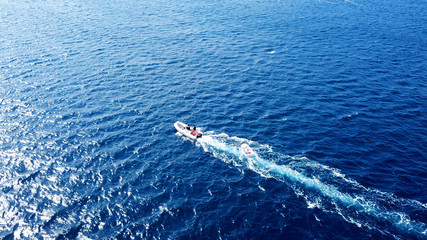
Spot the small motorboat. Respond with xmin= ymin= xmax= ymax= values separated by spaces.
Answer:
xmin=174 ymin=121 xmax=202 ymax=140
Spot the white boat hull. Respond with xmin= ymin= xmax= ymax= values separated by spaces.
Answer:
xmin=174 ymin=121 xmax=202 ymax=140
xmin=240 ymin=144 xmax=257 ymax=158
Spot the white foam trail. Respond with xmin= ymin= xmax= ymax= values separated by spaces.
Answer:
xmin=195 ymin=133 xmax=427 ymax=238
xmin=247 ymin=154 xmax=427 ymax=236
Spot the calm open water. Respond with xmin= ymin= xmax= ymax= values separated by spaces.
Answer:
xmin=1 ymin=0 xmax=426 ymax=239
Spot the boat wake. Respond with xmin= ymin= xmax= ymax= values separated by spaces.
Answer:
xmin=192 ymin=131 xmax=427 ymax=239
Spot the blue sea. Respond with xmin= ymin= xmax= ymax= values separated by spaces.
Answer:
xmin=1 ymin=0 xmax=426 ymax=239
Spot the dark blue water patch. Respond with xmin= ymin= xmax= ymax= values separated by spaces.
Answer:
xmin=1 ymin=0 xmax=426 ymax=239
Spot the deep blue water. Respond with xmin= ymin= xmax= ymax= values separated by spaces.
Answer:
xmin=1 ymin=0 xmax=426 ymax=239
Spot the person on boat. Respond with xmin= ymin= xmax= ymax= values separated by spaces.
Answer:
xmin=193 ymin=125 xmax=202 ymax=138
xmin=186 ymin=124 xmax=190 ymax=130
xmin=189 ymin=125 xmax=195 ymax=135
xmin=189 ymin=125 xmax=198 ymax=137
